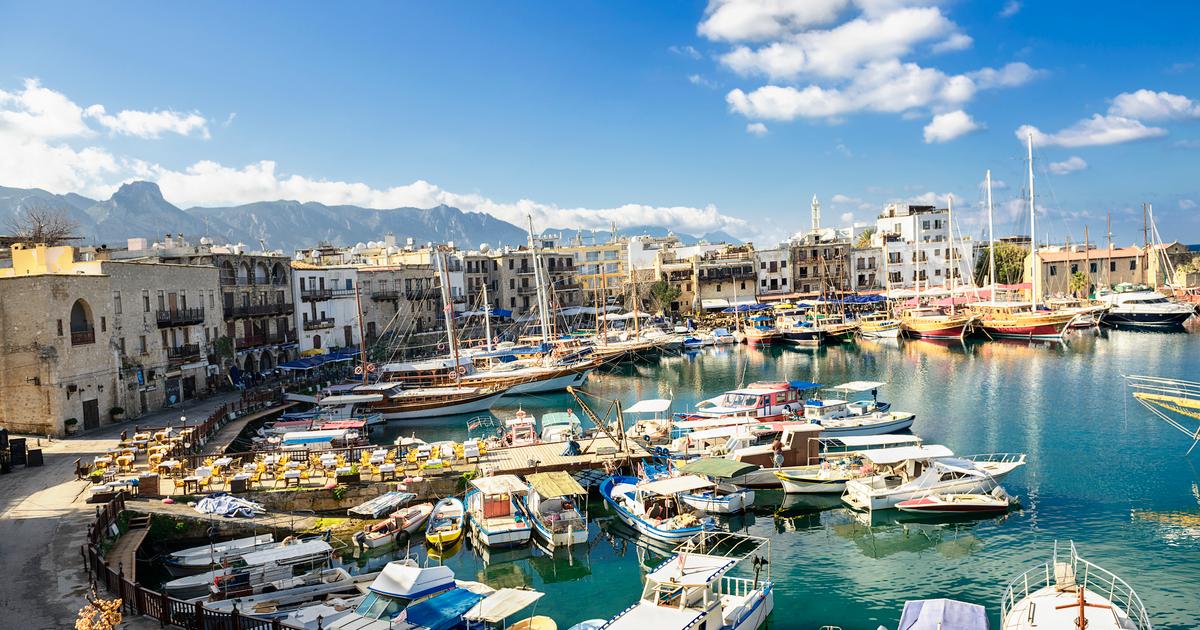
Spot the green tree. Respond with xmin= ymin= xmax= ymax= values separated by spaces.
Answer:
xmin=647 ymin=279 xmax=681 ymax=314
xmin=214 ymin=336 xmax=234 ymax=360
xmin=854 ymin=228 xmax=875 ymax=249
xmin=973 ymin=242 xmax=1028 ymax=286
xmin=1069 ymin=271 xmax=1088 ymax=297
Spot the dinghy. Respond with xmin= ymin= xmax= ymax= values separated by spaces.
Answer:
xmin=348 ymin=491 xmax=416 ymax=519
xmin=896 ymin=487 xmax=1014 ymax=514
xmin=425 ymin=497 xmax=466 ymax=550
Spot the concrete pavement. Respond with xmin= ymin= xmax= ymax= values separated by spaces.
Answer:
xmin=0 ymin=392 xmax=242 ymax=629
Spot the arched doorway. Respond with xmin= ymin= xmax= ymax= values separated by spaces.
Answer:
xmin=69 ymin=299 xmax=95 ymax=345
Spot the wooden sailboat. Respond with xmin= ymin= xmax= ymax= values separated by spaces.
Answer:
xmin=901 ymin=194 xmax=975 ymax=339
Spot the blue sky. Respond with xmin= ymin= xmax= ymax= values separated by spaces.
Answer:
xmin=1 ymin=0 xmax=1198 ymax=244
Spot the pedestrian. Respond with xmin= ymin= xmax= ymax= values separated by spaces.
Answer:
xmin=772 ymin=437 xmax=784 ymax=468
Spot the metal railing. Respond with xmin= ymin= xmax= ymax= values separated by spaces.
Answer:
xmin=235 ymin=335 xmax=265 ymax=349
xmin=71 ymin=328 xmax=95 ymax=345
xmin=371 ymin=289 xmax=400 ymax=301
xmin=302 ymin=317 xmax=336 ymax=331
xmin=224 ymin=303 xmax=293 ymax=318
xmin=166 ymin=344 xmax=201 ymax=362
xmin=156 ymin=308 xmax=205 ymax=327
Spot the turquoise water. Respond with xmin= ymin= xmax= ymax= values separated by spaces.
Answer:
xmin=360 ymin=327 xmax=1200 ymax=629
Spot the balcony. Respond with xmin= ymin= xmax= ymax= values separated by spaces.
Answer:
xmin=167 ymin=343 xmax=201 ymax=363
xmin=371 ymin=289 xmax=400 ymax=301
xmin=301 ymin=287 xmax=356 ymax=301
xmin=156 ymin=307 xmax=205 ymax=328
xmin=517 ymin=285 xmax=539 ymax=296
xmin=405 ymin=287 xmax=440 ymax=300
xmin=235 ymin=335 xmax=265 ymax=349
xmin=223 ymin=302 xmax=293 ymax=318
xmin=302 ymin=317 xmax=336 ymax=331
xmin=264 ymin=331 xmax=295 ymax=345
xmin=70 ymin=328 xmax=95 ymax=346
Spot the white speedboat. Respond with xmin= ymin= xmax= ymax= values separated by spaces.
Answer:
xmin=1099 ymin=288 xmax=1194 ymax=328
xmin=599 ymin=475 xmax=716 ymax=544
xmin=842 ymin=448 xmax=1026 ymax=512
xmin=773 ymin=435 xmax=925 ymax=494
xmin=602 ymin=532 xmax=773 ymax=630
xmin=523 ymin=471 xmax=589 ymax=548
xmin=163 ymin=539 xmax=334 ymax=600
xmin=163 ymin=534 xmax=276 ymax=576
xmin=326 ymin=560 xmax=490 ymax=630
xmin=348 ymin=491 xmax=416 ymax=519
xmin=803 ymin=381 xmax=915 ymax=437
xmin=540 ymin=410 xmax=583 ymax=442
xmin=895 ymin=487 xmax=1014 ymax=515
xmin=465 ymin=475 xmax=533 ymax=548
xmin=1001 ymin=541 xmax=1151 ymax=630
xmin=202 ymin=568 xmax=366 ymax=616
xmin=710 ymin=327 xmax=737 ymax=344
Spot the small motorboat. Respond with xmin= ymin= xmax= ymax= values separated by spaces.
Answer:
xmin=348 ymin=491 xmax=416 ymax=519
xmin=393 ymin=502 xmax=435 ymax=535
xmin=896 ymin=487 xmax=1014 ymax=514
xmin=163 ymin=534 xmax=276 ymax=576
xmin=426 ymin=497 xmax=466 ymax=550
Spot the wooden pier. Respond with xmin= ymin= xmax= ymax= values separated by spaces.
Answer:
xmin=478 ymin=436 xmax=651 ymax=477
xmin=105 ymin=515 xmax=150 ymax=581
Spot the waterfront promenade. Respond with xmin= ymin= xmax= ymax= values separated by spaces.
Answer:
xmin=0 ymin=393 xmax=241 ymax=629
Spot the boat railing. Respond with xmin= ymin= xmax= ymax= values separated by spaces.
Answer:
xmin=716 ymin=575 xmax=764 ymax=599
xmin=959 ymin=452 xmax=1026 ymax=465
xmin=543 ymin=513 xmax=588 ymax=534
xmin=1000 ymin=542 xmax=1151 ymax=630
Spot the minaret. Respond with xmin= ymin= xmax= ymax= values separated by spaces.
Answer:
xmin=811 ymin=195 xmax=821 ymax=233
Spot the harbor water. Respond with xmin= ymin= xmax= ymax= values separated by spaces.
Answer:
xmin=349 ymin=328 xmax=1197 ymax=628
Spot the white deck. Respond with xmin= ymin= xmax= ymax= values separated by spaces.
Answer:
xmin=604 ymin=601 xmax=708 ymax=630
xmin=1004 ymin=586 xmax=1139 ymax=630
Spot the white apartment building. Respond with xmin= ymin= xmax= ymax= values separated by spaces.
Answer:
xmin=290 ymin=262 xmax=363 ymax=353
xmin=754 ymin=247 xmax=791 ymax=297
xmin=872 ymin=203 xmax=976 ymax=290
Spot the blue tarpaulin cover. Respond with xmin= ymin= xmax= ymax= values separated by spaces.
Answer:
xmin=788 ymin=380 xmax=823 ymax=391
xmin=405 ymin=588 xmax=487 ymax=630
xmin=897 ymin=599 xmax=989 ymax=630
xmin=278 ymin=349 xmax=360 ymax=371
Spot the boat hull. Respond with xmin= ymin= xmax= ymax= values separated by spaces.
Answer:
xmin=1104 ymin=310 xmax=1193 ymax=329
xmin=844 ymin=467 xmax=1019 ymax=512
xmin=599 ymin=476 xmax=711 ymax=544
xmin=816 ymin=413 xmax=915 ymax=437
xmin=781 ymin=329 xmax=826 ymax=345
xmin=978 ymin=321 xmax=1068 ymax=339
xmin=679 ymin=489 xmax=755 ymax=514
xmin=465 ymin=490 xmax=532 ymax=549
xmin=376 ymin=390 xmax=505 ymax=420
xmin=505 ymin=368 xmax=591 ymax=394
xmin=895 ymin=496 xmax=1008 ymax=514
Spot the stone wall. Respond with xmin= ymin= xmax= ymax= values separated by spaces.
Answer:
xmin=243 ymin=476 xmax=463 ymax=514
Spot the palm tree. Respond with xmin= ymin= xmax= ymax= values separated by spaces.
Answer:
xmin=1069 ymin=271 xmax=1088 ymax=298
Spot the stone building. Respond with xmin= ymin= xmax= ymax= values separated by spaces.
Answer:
xmin=0 ymin=244 xmax=220 ymax=436
xmin=1028 ymin=245 xmax=1146 ymax=297
xmin=788 ymin=236 xmax=851 ymax=294
xmin=851 ymin=246 xmax=884 ymax=291
xmin=695 ymin=246 xmax=757 ymax=311
xmin=753 ymin=247 xmax=791 ymax=299
xmin=357 ymin=264 xmax=444 ymax=342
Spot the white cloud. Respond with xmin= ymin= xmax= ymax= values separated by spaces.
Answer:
xmin=745 ymin=122 xmax=769 ymax=135
xmin=831 ymin=193 xmax=860 ymax=203
xmin=923 ymin=109 xmax=981 ymax=143
xmin=699 ymin=0 xmax=849 ymax=42
xmin=0 ymin=78 xmax=93 ymax=139
xmin=1180 ymin=199 xmax=1197 ymax=210
xmin=1047 ymin=155 xmax=1087 ymax=175
xmin=931 ymin=33 xmax=972 ymax=53
xmin=669 ymin=45 xmax=703 ymax=59
xmin=719 ymin=7 xmax=956 ymax=80
xmin=999 ymin=1 xmax=1020 ymax=18
xmin=1017 ymin=115 xmax=1166 ymax=147
xmin=1108 ymin=89 xmax=1200 ymax=121
xmin=689 ymin=74 xmax=719 ymax=89
xmin=839 ymin=211 xmax=855 ymax=223
xmin=969 ymin=62 xmax=1044 ymax=88
xmin=85 ymin=105 xmax=209 ymax=139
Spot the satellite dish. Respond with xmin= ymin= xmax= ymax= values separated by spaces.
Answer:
xmin=309 ymin=250 xmax=320 ymax=258
xmin=479 ymin=243 xmax=491 ymax=254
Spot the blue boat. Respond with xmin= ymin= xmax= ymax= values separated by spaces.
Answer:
xmin=599 ymin=475 xmax=716 ymax=544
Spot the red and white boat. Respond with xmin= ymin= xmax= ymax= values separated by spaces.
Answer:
xmin=970 ymin=302 xmax=1078 ymax=340
xmin=896 ymin=487 xmax=1013 ymax=514
xmin=674 ymin=380 xmax=819 ymax=423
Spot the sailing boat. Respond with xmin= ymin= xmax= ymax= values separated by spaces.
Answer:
xmin=972 ymin=136 xmax=1077 ymax=339
xmin=900 ymin=194 xmax=976 ymax=339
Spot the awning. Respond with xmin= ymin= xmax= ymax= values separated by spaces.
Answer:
xmin=680 ymin=458 xmax=760 ymax=479
xmin=462 ymin=589 xmax=545 ymax=623
xmin=526 ymin=471 xmax=586 ymax=498
xmin=318 ymin=393 xmax=384 ymax=405
xmin=789 ymin=380 xmax=823 ymax=391
xmin=861 ymin=444 xmax=954 ymax=465
xmin=406 ymin=588 xmax=487 ymax=630
xmin=469 ymin=475 xmax=529 ymax=495
xmin=625 ymin=399 xmax=672 ymax=414
xmin=640 ymin=474 xmax=714 ymax=496
xmin=831 ymin=381 xmax=886 ymax=393
xmin=600 ymin=311 xmax=652 ymax=321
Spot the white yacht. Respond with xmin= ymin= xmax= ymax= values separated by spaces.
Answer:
xmin=163 ymin=534 xmax=276 ymax=576
xmin=1098 ymin=289 xmax=1194 ymax=328
xmin=163 ymin=539 xmax=334 ymax=600
xmin=602 ymin=532 xmax=774 ymax=630
xmin=802 ymin=381 xmax=916 ymax=437
xmin=1001 ymin=541 xmax=1151 ymax=630
xmin=842 ymin=447 xmax=1025 ymax=511
xmin=774 ymin=435 xmax=925 ymax=494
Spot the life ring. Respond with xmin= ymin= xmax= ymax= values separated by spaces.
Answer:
xmin=437 ymin=343 xmax=446 ymax=351
xmin=457 ymin=365 xmax=468 ymax=375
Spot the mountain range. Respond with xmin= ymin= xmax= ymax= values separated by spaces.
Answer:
xmin=0 ymin=181 xmax=740 ymax=253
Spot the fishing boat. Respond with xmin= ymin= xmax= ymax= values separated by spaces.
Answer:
xmin=201 ymin=568 xmax=366 ymax=616
xmin=895 ymin=486 xmax=1014 ymax=514
xmin=625 ymin=398 xmax=674 ymax=444
xmin=163 ymin=534 xmax=276 ymax=576
xmin=772 ymin=435 xmax=923 ymax=494
xmin=540 ymin=410 xmax=583 ymax=442
xmin=842 ymin=448 xmax=1026 ymax=512
xmin=900 ymin=307 xmax=976 ymax=340
xmin=857 ymin=312 xmax=902 ymax=338
xmin=681 ymin=334 xmax=704 ymax=350
xmin=1098 ymin=288 xmax=1194 ymax=328
xmin=523 ymin=471 xmax=589 ymax=548
xmin=326 ymin=559 xmax=490 ymax=630
xmin=777 ymin=315 xmax=827 ymax=346
xmin=501 ymin=411 xmax=540 ymax=447
xmin=601 ymin=531 xmax=773 ymax=630
xmin=163 ymin=539 xmax=335 ymax=600
xmin=354 ymin=503 xmax=433 ymax=550
xmin=465 ymin=475 xmax=533 ymax=548
xmin=348 ymin=491 xmax=416 ymax=519
xmin=599 ymin=475 xmax=717 ymax=544
xmin=1001 ymin=541 xmax=1151 ymax=630
xmin=676 ymin=459 xmax=758 ymax=514
xmin=426 ymin=497 xmax=466 ymax=550
xmin=743 ymin=321 xmax=781 ymax=346
xmin=675 ymin=380 xmax=818 ymax=423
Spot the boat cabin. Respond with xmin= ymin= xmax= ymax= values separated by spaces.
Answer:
xmin=691 ymin=380 xmax=817 ymax=419
xmin=539 ymin=410 xmax=583 ymax=442
xmin=378 ymin=356 xmax=475 ymax=387
xmin=332 ymin=561 xmax=457 ymax=628
xmin=503 ymin=412 xmax=539 ymax=447
xmin=725 ymin=424 xmax=822 ymax=469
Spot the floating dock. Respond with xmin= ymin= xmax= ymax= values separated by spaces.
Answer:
xmin=478 ymin=435 xmax=651 ymax=477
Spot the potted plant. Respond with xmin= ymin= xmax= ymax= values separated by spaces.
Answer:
xmin=109 ymin=406 xmax=125 ymax=422
xmin=64 ymin=417 xmax=79 ymax=435
xmin=336 ymin=464 xmax=360 ymax=485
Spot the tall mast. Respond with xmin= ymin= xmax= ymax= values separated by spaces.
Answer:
xmin=435 ymin=250 xmax=460 ymax=381
xmin=1027 ymin=133 xmax=1039 ymax=307
xmin=354 ymin=282 xmax=369 ymax=384
xmin=1106 ymin=211 xmax=1113 ymax=289
xmin=986 ymin=169 xmax=996 ymax=291
xmin=482 ymin=280 xmax=493 ymax=353
xmin=631 ymin=269 xmax=641 ymax=338
xmin=948 ymin=194 xmax=956 ymax=316
xmin=913 ymin=208 xmax=922 ymax=298
xmin=1084 ymin=225 xmax=1091 ymax=299
xmin=882 ymin=237 xmax=892 ymax=316
xmin=526 ymin=216 xmax=550 ymax=345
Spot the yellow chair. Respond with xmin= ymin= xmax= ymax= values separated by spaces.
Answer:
xmin=173 ymin=479 xmax=185 ymax=493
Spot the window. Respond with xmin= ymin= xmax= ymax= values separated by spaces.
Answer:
xmin=782 ymin=278 xmax=787 ymax=286
xmin=142 ymin=290 xmax=150 ymax=312
xmin=1110 ymin=261 xmax=1117 ymax=272
xmin=781 ymin=260 xmax=787 ymax=268
xmin=209 ymin=291 xmax=215 ymax=309
xmin=760 ymin=262 xmax=766 ymax=269
xmin=57 ymin=319 xmax=63 ymax=336
xmin=113 ymin=291 xmax=122 ymax=315
xmin=761 ymin=279 xmax=767 ymax=287
xmin=157 ymin=290 xmax=165 ymax=311
xmin=1090 ymin=262 xmax=1098 ymax=273
xmin=508 ymin=259 xmax=514 ymax=270
xmin=118 ymin=337 xmax=125 ymax=354
xmin=1071 ymin=264 xmax=1079 ymax=274
xmin=716 ymin=284 xmax=722 ymax=292
xmin=740 ymin=281 xmax=746 ymax=290
xmin=100 ymin=316 xmax=106 ymax=332
xmin=138 ymin=335 xmax=147 ymax=353
xmin=1129 ymin=260 xmax=1136 ymax=271
xmin=1049 ymin=265 xmax=1057 ymax=276
xmin=922 ymin=220 xmax=930 ymax=230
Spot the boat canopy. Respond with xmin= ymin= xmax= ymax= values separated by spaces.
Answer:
xmin=527 ymin=471 xmax=586 ymax=498
xmin=673 ymin=416 xmax=761 ymax=431
xmin=897 ymin=599 xmax=988 ymax=630
xmin=645 ymin=553 xmax=733 ymax=586
xmin=469 ymin=474 xmax=529 ymax=496
xmin=640 ymin=474 xmax=714 ymax=496
xmin=352 ymin=382 xmax=404 ymax=393
xmin=625 ymin=399 xmax=673 ymax=414
xmin=405 ymin=587 xmax=487 ymax=629
xmin=680 ymin=458 xmax=760 ymax=479
xmin=369 ymin=562 xmax=454 ymax=598
xmin=679 ymin=424 xmax=759 ymax=441
xmin=239 ymin=540 xmax=331 ymax=566
xmin=789 ymin=380 xmax=823 ymax=391
xmin=318 ymin=393 xmax=384 ymax=406
xmin=540 ymin=412 xmax=580 ymax=428
xmin=462 ymin=588 xmax=545 ymax=623
xmin=821 ymin=435 xmax=922 ymax=448
xmin=380 ymin=356 xmax=472 ymax=373
xmin=280 ymin=429 xmax=356 ymax=445
xmin=831 ymin=381 xmax=886 ymax=392
xmin=861 ymin=444 xmax=953 ymax=465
